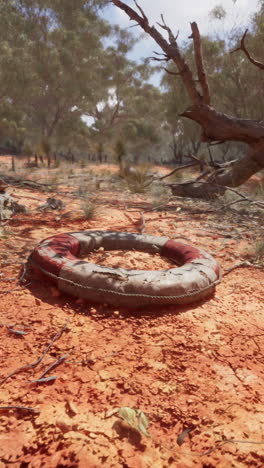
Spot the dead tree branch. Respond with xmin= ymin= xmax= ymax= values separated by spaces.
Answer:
xmin=190 ymin=22 xmax=211 ymax=105
xmin=159 ymin=162 xmax=199 ymax=180
xmin=111 ymin=0 xmax=202 ymax=104
xmin=231 ymin=29 xmax=264 ymax=70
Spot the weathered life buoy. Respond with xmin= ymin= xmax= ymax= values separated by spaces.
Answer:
xmin=29 ymin=231 xmax=221 ymax=307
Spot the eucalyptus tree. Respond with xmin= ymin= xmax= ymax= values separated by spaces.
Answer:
xmin=0 ymin=0 xmax=117 ymax=153
xmin=87 ymin=27 xmax=165 ymax=163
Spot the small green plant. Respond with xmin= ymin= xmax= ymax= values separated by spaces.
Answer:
xmin=106 ymin=407 xmax=150 ymax=438
xmin=118 ymin=407 xmax=150 ymax=437
xmin=121 ymin=163 xmax=154 ymax=193
xmin=81 ymin=199 xmax=96 ymax=219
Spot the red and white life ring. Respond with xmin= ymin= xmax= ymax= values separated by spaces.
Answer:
xmin=30 ymin=231 xmax=221 ymax=307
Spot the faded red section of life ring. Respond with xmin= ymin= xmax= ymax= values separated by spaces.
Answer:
xmin=161 ymin=240 xmax=208 ymax=265
xmin=31 ymin=233 xmax=80 ymax=279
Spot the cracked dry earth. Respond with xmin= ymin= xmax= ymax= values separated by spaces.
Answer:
xmin=0 ymin=158 xmax=264 ymax=467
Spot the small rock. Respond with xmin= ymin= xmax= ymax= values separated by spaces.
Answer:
xmin=98 ymin=247 xmax=105 ymax=253
xmin=76 ymin=317 xmax=85 ymax=326
xmin=36 ymin=395 xmax=45 ymax=404
xmin=66 ymin=400 xmax=78 ymax=416
xmin=56 ymin=416 xmax=72 ymax=433
xmin=98 ymin=370 xmax=111 ymax=381
xmin=64 ymin=431 xmax=89 ymax=441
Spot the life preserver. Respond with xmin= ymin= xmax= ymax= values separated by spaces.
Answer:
xmin=30 ymin=231 xmax=221 ymax=307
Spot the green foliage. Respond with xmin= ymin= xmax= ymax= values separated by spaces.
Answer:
xmin=209 ymin=5 xmax=226 ymax=21
xmin=0 ymin=0 xmax=122 ymax=153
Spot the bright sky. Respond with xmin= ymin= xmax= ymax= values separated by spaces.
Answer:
xmin=104 ymin=0 xmax=260 ymax=61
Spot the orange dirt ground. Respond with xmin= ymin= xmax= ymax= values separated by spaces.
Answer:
xmin=0 ymin=156 xmax=263 ymax=467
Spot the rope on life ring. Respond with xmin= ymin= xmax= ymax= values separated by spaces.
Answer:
xmin=29 ymin=230 xmax=221 ymax=307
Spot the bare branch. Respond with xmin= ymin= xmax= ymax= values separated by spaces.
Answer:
xmin=157 ymin=14 xmax=178 ymax=45
xmin=162 ymin=67 xmax=181 ymax=76
xmin=111 ymin=0 xmax=202 ymax=104
xmin=153 ymin=51 xmax=168 ymax=56
xmin=159 ymin=162 xmax=199 ymax=180
xmin=231 ymin=29 xmax=264 ymax=70
xmin=150 ymin=56 xmax=170 ymax=62
xmin=134 ymin=0 xmax=148 ymax=22
xmin=190 ymin=22 xmax=211 ymax=105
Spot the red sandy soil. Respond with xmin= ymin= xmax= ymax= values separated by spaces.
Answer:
xmin=0 ymin=156 xmax=264 ymax=467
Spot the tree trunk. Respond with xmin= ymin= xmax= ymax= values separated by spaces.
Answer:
xmin=170 ymin=107 xmax=264 ymax=198
xmin=11 ymin=156 xmax=16 ymax=172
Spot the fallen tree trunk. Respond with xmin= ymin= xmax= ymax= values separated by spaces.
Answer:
xmin=170 ymin=137 xmax=264 ymax=198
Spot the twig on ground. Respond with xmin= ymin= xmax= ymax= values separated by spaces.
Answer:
xmin=139 ymin=211 xmax=145 ymax=233
xmin=0 ymin=277 xmax=17 ymax=281
xmin=0 ymin=406 xmax=40 ymax=413
xmin=200 ymin=438 xmax=264 ymax=457
xmin=223 ymin=260 xmax=258 ymax=276
xmin=0 ymin=282 xmax=31 ymax=295
xmin=0 ymin=321 xmax=69 ymax=385
xmin=18 ymin=262 xmax=29 ymax=284
xmin=29 ymin=354 xmax=68 ymax=383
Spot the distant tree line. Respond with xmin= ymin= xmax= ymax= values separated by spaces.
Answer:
xmin=0 ymin=0 xmax=264 ymax=175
